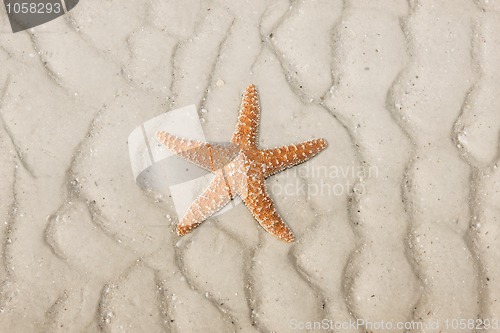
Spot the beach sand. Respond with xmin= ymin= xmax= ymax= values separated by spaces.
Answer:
xmin=0 ymin=0 xmax=500 ymax=332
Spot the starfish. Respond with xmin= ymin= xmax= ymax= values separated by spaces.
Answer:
xmin=156 ymin=84 xmax=327 ymax=242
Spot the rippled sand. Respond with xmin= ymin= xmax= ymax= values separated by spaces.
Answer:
xmin=1 ymin=1 xmax=500 ymax=332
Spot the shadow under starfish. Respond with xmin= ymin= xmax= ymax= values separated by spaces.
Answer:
xmin=157 ymin=84 xmax=328 ymax=242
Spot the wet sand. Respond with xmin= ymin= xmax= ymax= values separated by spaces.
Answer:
xmin=1 ymin=0 xmax=500 ymax=332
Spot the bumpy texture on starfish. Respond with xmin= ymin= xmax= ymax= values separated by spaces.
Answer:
xmin=157 ymin=84 xmax=328 ymax=242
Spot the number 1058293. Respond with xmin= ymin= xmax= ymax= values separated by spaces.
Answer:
xmin=444 ymin=319 xmax=499 ymax=330
xmin=5 ymin=2 xmax=62 ymax=14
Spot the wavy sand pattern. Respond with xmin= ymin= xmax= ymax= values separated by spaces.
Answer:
xmin=0 ymin=0 xmax=499 ymax=332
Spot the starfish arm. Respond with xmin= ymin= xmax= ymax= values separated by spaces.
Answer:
xmin=261 ymin=138 xmax=328 ymax=178
xmin=156 ymin=131 xmax=237 ymax=172
xmin=240 ymin=175 xmax=295 ymax=242
xmin=177 ymin=170 xmax=232 ymax=236
xmin=231 ymin=84 xmax=260 ymax=148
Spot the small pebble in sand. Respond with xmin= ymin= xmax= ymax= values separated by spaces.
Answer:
xmin=216 ymin=79 xmax=225 ymax=87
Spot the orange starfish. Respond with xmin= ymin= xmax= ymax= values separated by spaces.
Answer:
xmin=156 ymin=84 xmax=327 ymax=242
